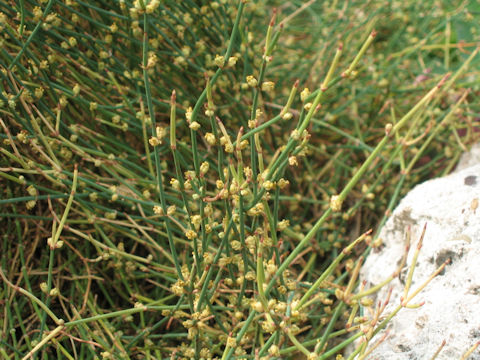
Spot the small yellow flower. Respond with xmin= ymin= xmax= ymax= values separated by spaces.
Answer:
xmin=49 ymin=287 xmax=60 ymax=297
xmin=205 ymin=132 xmax=216 ymax=145
xmin=214 ymin=54 xmax=225 ymax=67
xmin=330 ymin=195 xmax=343 ymax=212
xmin=40 ymin=282 xmax=49 ymax=293
xmin=251 ymin=301 xmax=263 ymax=312
xmin=288 ymin=156 xmax=298 ymax=166
xmin=191 ymin=214 xmax=202 ymax=230
xmin=227 ymin=56 xmax=238 ymax=67
xmin=226 ymin=336 xmax=236 ymax=348
xmin=73 ymin=84 xmax=81 ymax=96
xmin=170 ymin=178 xmax=180 ymax=190
xmin=262 ymin=180 xmax=275 ymax=191
xmin=185 ymin=107 xmax=193 ymax=122
xmin=35 ymin=87 xmax=44 ymax=99
xmin=246 ymin=75 xmax=258 ymax=87
xmin=277 ymin=219 xmax=290 ymax=231
xmin=385 ymin=123 xmax=393 ymax=136
xmin=167 ymin=205 xmax=176 ymax=216
xmin=189 ymin=121 xmax=201 ymax=131
xmin=261 ymin=81 xmax=275 ymax=92
xmin=68 ymin=37 xmax=77 ymax=47
xmin=26 ymin=200 xmax=36 ymax=210
xmin=200 ymin=161 xmax=209 ymax=175
xmin=224 ymin=143 xmax=234 ymax=153
xmin=239 ymin=139 xmax=249 ymax=149
xmin=27 ymin=185 xmax=37 ymax=196
xmin=300 ymin=87 xmax=310 ymax=102
xmin=149 ymin=137 xmax=160 ymax=146
xmin=185 ymin=229 xmax=197 ymax=240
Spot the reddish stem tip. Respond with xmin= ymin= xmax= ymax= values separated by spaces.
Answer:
xmin=437 ymin=73 xmax=451 ymax=88
xmin=270 ymin=8 xmax=277 ymax=26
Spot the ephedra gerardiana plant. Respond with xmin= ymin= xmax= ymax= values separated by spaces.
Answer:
xmin=0 ymin=1 xmax=479 ymax=359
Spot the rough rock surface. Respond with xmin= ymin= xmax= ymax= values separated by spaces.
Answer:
xmin=456 ymin=142 xmax=480 ymax=171
xmin=357 ymin=155 xmax=480 ymax=359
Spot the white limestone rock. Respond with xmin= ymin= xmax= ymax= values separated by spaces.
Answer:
xmin=356 ymin=161 xmax=480 ymax=359
xmin=456 ymin=142 xmax=480 ymax=172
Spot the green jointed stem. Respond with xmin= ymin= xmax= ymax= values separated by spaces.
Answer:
xmin=343 ymin=29 xmax=377 ymax=78
xmin=298 ymin=44 xmax=343 ymax=134
xmin=189 ymin=1 xmax=245 ymax=126
xmin=20 ymin=324 xmax=64 ymax=360
xmin=317 ymin=302 xmax=346 ymax=356
xmin=296 ymin=231 xmax=369 ymax=309
xmin=1 ymin=1 xmax=475 ymax=358
xmin=287 ymin=329 xmax=311 ymax=356
xmin=50 ymin=165 xmax=78 ymax=246
xmin=0 ymin=268 xmax=63 ymax=325
xmin=142 ymin=12 xmax=183 ymax=280
xmin=9 ymin=0 xmax=56 ymax=69
xmin=259 ymin=73 xmax=447 ymax=332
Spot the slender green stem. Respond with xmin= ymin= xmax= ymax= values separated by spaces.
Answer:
xmin=9 ymin=0 xmax=56 ymax=69
xmin=142 ymin=12 xmax=183 ymax=280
